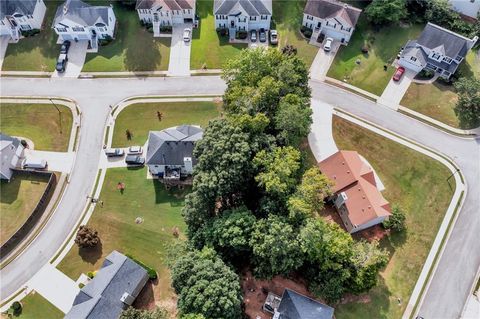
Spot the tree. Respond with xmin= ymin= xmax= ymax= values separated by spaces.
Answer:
xmin=295 ymin=167 xmax=334 ymax=212
xmin=120 ymin=307 xmax=168 ymax=319
xmin=250 ymin=215 xmax=303 ymax=278
xmin=274 ymin=94 xmax=312 ymax=146
xmin=181 ymin=315 xmax=206 ymax=319
xmin=74 ymin=225 xmax=100 ymax=248
xmin=281 ymin=44 xmax=298 ymax=56
xmin=454 ymin=77 xmax=480 ymax=129
xmin=253 ymin=146 xmax=301 ymax=197
xmin=171 ymin=248 xmax=243 ymax=319
xmin=365 ymin=0 xmax=408 ymax=25
xmin=382 ymin=205 xmax=407 ymax=231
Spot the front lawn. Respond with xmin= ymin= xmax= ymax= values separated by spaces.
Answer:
xmin=0 ymin=172 xmax=51 ymax=245
xmin=190 ymin=0 xmax=247 ymax=70
xmin=327 ymin=19 xmax=423 ymax=96
xmin=112 ymin=101 xmax=221 ymax=147
xmin=0 ymin=103 xmax=73 ymax=152
xmin=332 ymin=116 xmax=454 ymax=319
xmin=7 ymin=292 xmax=63 ymax=319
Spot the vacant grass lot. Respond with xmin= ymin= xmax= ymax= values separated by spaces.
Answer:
xmin=0 ymin=172 xmax=50 ymax=245
xmin=332 ymin=117 xmax=454 ymax=319
xmin=327 ymin=19 xmax=423 ymax=96
xmin=190 ymin=0 xmax=247 ymax=69
xmin=0 ymin=103 xmax=73 ymax=152
xmin=112 ymin=101 xmax=221 ymax=147
xmin=7 ymin=292 xmax=63 ymax=319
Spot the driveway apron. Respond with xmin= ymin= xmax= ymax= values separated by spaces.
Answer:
xmin=309 ymin=41 xmax=339 ymax=81
xmin=377 ymin=68 xmax=416 ymax=110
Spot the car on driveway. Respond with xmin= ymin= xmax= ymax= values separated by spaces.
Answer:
xmin=250 ymin=29 xmax=257 ymax=42
xmin=323 ymin=37 xmax=333 ymax=52
xmin=60 ymin=40 xmax=71 ymax=54
xmin=183 ymin=28 xmax=191 ymax=42
xmin=125 ymin=155 xmax=145 ymax=166
xmin=128 ymin=146 xmax=143 ymax=155
xmin=393 ymin=67 xmax=406 ymax=81
xmin=259 ymin=28 xmax=267 ymax=43
xmin=105 ymin=148 xmax=124 ymax=157
xmin=269 ymin=30 xmax=278 ymax=45
xmin=56 ymin=54 xmax=68 ymax=73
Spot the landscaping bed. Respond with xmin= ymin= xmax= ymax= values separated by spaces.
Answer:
xmin=331 ymin=116 xmax=454 ymax=319
xmin=0 ymin=103 xmax=73 ymax=152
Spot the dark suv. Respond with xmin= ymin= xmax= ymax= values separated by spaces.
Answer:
xmin=60 ymin=40 xmax=71 ymax=54
xmin=125 ymin=155 xmax=145 ymax=166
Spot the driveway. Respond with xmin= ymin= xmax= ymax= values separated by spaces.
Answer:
xmin=377 ymin=68 xmax=416 ymax=110
xmin=0 ymin=36 xmax=9 ymax=70
xmin=24 ymin=150 xmax=74 ymax=173
xmin=52 ymin=41 xmax=88 ymax=78
xmin=168 ymin=24 xmax=192 ymax=76
xmin=308 ymin=99 xmax=338 ymax=162
xmin=309 ymin=41 xmax=339 ymax=81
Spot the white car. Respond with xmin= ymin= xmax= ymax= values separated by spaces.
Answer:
xmin=128 ymin=145 xmax=143 ymax=155
xmin=183 ymin=28 xmax=191 ymax=42
xmin=323 ymin=37 xmax=333 ymax=52
xmin=105 ymin=148 xmax=125 ymax=157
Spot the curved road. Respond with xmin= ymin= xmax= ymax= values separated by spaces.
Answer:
xmin=0 ymin=77 xmax=478 ymax=319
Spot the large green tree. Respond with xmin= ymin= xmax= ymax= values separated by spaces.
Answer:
xmin=274 ymin=94 xmax=313 ymax=146
xmin=120 ymin=308 xmax=167 ymax=319
xmin=454 ymin=77 xmax=480 ymax=129
xmin=295 ymin=167 xmax=334 ymax=213
xmin=365 ymin=0 xmax=408 ymax=25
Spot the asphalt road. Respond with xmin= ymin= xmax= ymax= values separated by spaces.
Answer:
xmin=0 ymin=77 xmax=478 ymax=319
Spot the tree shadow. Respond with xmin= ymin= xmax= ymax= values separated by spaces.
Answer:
xmin=132 ymin=280 xmax=157 ymax=310
xmin=124 ymin=36 xmax=162 ymax=72
xmin=152 ymin=179 xmax=189 ymax=205
xmin=78 ymin=241 xmax=103 ymax=265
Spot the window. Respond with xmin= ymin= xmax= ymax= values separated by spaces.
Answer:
xmin=443 ymin=57 xmax=453 ymax=64
xmin=250 ymin=16 xmax=256 ymax=21
xmin=72 ymin=26 xmax=84 ymax=32
xmin=307 ymin=15 xmax=313 ymax=20
xmin=56 ymin=27 xmax=67 ymax=32
xmin=455 ymin=55 xmax=463 ymax=62
xmin=261 ymin=15 xmax=267 ymax=20
xmin=432 ymin=53 xmax=441 ymax=60
xmin=410 ymin=56 xmax=417 ymax=61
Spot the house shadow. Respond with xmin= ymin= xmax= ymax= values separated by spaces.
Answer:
xmin=152 ymin=178 xmax=189 ymax=205
xmin=78 ymin=241 xmax=103 ymax=265
xmin=0 ymin=172 xmax=48 ymax=205
xmin=132 ymin=280 xmax=157 ymax=310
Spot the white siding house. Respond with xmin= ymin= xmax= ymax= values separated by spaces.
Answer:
xmin=0 ymin=0 xmax=46 ymax=42
xmin=52 ymin=0 xmax=116 ymax=52
xmin=449 ymin=0 xmax=480 ymax=19
xmin=135 ymin=0 xmax=196 ymax=37
xmin=302 ymin=0 xmax=361 ymax=45
xmin=213 ymin=0 xmax=272 ymax=33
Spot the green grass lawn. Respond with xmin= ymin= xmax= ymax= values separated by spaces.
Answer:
xmin=190 ymin=0 xmax=247 ymax=69
xmin=2 ymin=1 xmax=63 ymax=71
xmin=112 ymin=101 xmax=221 ymax=147
xmin=0 ymin=103 xmax=73 ymax=152
xmin=56 ymin=167 xmax=188 ymax=309
xmin=5 ymin=292 xmax=63 ymax=319
xmin=0 ymin=172 xmax=51 ymax=245
xmin=0 ymin=103 xmax=72 ymax=152
xmin=332 ymin=116 xmax=454 ymax=319
xmin=327 ymin=19 xmax=423 ymax=96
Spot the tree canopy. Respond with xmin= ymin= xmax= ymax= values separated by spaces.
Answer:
xmin=365 ymin=0 xmax=408 ymax=25
xmin=454 ymin=77 xmax=480 ymax=129
xmin=120 ymin=308 xmax=168 ymax=319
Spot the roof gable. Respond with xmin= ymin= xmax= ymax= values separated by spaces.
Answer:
xmin=214 ymin=0 xmax=272 ymax=16
xmin=0 ymin=0 xmax=37 ymax=20
xmin=304 ymin=0 xmax=362 ymax=27
xmin=53 ymin=0 xmax=111 ymax=27
xmin=135 ymin=0 xmax=195 ymax=10
xmin=416 ymin=23 xmax=474 ymax=58
xmin=277 ymin=289 xmax=334 ymax=319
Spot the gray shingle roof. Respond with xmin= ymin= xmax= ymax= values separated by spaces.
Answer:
xmin=136 ymin=0 xmax=195 ymax=10
xmin=65 ymin=251 xmax=149 ymax=319
xmin=277 ymin=289 xmax=334 ymax=319
xmin=214 ymin=0 xmax=272 ymax=16
xmin=0 ymin=0 xmax=37 ymax=20
xmin=146 ymin=125 xmax=203 ymax=166
xmin=417 ymin=23 xmax=474 ymax=58
xmin=53 ymin=0 xmax=110 ymax=27
xmin=0 ymin=133 xmax=21 ymax=180
xmin=304 ymin=0 xmax=362 ymax=27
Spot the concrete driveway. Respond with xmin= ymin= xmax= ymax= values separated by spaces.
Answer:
xmin=52 ymin=41 xmax=88 ymax=78
xmin=377 ymin=68 xmax=416 ymax=110
xmin=168 ymin=24 xmax=192 ymax=76
xmin=308 ymin=99 xmax=338 ymax=162
xmin=309 ymin=41 xmax=339 ymax=81
xmin=0 ymin=36 xmax=9 ymax=70
xmin=25 ymin=150 xmax=74 ymax=173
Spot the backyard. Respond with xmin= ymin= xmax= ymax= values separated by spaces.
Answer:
xmin=1 ymin=292 xmax=63 ymax=319
xmin=327 ymin=18 xmax=423 ymax=96
xmin=112 ymin=100 xmax=221 ymax=147
xmin=332 ymin=116 xmax=454 ymax=319
xmin=0 ymin=172 xmax=51 ymax=245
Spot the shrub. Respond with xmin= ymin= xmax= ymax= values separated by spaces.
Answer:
xmin=75 ymin=225 xmax=100 ymax=248
xmin=99 ymin=35 xmax=113 ymax=46
xmin=216 ymin=27 xmax=228 ymax=37
xmin=78 ymin=283 xmax=85 ymax=288
xmin=126 ymin=254 xmax=158 ymax=280
xmin=21 ymin=29 xmax=40 ymax=37
xmin=300 ymin=26 xmax=313 ymax=38
xmin=383 ymin=205 xmax=406 ymax=232
xmin=87 ymin=271 xmax=95 ymax=279
xmin=160 ymin=25 xmax=172 ymax=33
xmin=235 ymin=30 xmax=248 ymax=39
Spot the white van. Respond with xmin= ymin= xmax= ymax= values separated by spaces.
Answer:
xmin=22 ymin=159 xmax=48 ymax=170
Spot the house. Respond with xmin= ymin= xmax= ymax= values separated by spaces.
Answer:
xmin=52 ymin=0 xmax=116 ymax=52
xmin=0 ymin=134 xmax=24 ymax=181
xmin=146 ymin=125 xmax=203 ymax=180
xmin=449 ymin=0 xmax=480 ymax=20
xmin=264 ymin=289 xmax=334 ymax=319
xmin=318 ymin=150 xmax=391 ymax=234
xmin=64 ymin=251 xmax=148 ymax=319
xmin=0 ymin=0 xmax=46 ymax=42
xmin=399 ymin=22 xmax=478 ymax=80
xmin=213 ymin=0 xmax=272 ymax=33
xmin=302 ymin=0 xmax=362 ymax=45
xmin=135 ymin=0 xmax=195 ymax=37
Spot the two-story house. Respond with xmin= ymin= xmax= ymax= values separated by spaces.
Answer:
xmin=135 ymin=0 xmax=196 ymax=37
xmin=399 ymin=23 xmax=478 ymax=80
xmin=52 ymin=0 xmax=116 ymax=52
xmin=302 ymin=0 xmax=361 ymax=45
xmin=214 ymin=0 xmax=272 ymax=35
xmin=0 ymin=0 xmax=46 ymax=42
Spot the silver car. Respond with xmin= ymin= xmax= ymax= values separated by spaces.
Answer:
xmin=128 ymin=146 xmax=143 ymax=155
xmin=105 ymin=148 xmax=125 ymax=157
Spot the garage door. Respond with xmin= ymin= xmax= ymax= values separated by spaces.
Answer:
xmin=61 ymin=34 xmax=73 ymax=41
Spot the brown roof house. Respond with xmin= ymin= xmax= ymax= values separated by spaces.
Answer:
xmin=318 ymin=150 xmax=391 ymax=233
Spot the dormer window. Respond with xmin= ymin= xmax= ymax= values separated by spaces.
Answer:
xmin=432 ymin=53 xmax=441 ymax=60
xmin=443 ymin=57 xmax=452 ymax=64
xmin=410 ymin=56 xmax=417 ymax=62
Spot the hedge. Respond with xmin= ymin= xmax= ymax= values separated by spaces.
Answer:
xmin=126 ymin=254 xmax=158 ymax=280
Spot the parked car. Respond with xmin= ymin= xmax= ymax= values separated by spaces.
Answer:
xmin=323 ymin=37 xmax=333 ymax=52
xmin=60 ymin=40 xmax=71 ymax=54
xmin=183 ymin=28 xmax=191 ymax=42
xmin=22 ymin=159 xmax=48 ymax=170
xmin=250 ymin=29 xmax=257 ymax=42
xmin=269 ymin=30 xmax=278 ymax=45
xmin=105 ymin=148 xmax=125 ymax=157
xmin=56 ymin=54 xmax=68 ymax=73
xmin=128 ymin=146 xmax=143 ymax=155
xmin=125 ymin=155 xmax=145 ymax=166
xmin=259 ymin=28 xmax=267 ymax=43
xmin=393 ymin=67 xmax=406 ymax=81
